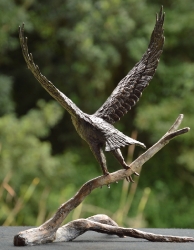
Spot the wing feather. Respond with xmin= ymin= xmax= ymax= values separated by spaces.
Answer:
xmin=94 ymin=6 xmax=165 ymax=124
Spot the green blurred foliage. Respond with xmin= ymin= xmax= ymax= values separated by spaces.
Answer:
xmin=0 ymin=0 xmax=194 ymax=228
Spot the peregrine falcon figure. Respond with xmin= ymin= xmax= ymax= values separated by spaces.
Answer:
xmin=19 ymin=7 xmax=165 ymax=181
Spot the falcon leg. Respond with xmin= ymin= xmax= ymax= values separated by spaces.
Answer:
xmin=89 ymin=144 xmax=109 ymax=176
xmin=112 ymin=149 xmax=139 ymax=182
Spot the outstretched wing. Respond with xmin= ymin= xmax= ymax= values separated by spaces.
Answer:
xmin=19 ymin=24 xmax=83 ymax=118
xmin=94 ymin=6 xmax=165 ymax=125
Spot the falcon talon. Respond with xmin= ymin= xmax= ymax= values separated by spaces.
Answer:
xmin=129 ymin=176 xmax=135 ymax=183
xmin=126 ymin=176 xmax=134 ymax=183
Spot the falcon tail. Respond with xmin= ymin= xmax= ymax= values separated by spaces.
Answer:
xmin=105 ymin=132 xmax=146 ymax=151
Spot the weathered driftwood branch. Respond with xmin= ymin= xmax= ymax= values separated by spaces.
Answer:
xmin=14 ymin=114 xmax=192 ymax=246
xmin=54 ymin=214 xmax=194 ymax=243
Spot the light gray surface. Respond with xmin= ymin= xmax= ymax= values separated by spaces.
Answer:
xmin=1 ymin=227 xmax=194 ymax=249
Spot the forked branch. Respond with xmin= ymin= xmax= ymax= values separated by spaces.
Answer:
xmin=54 ymin=215 xmax=194 ymax=243
xmin=13 ymin=114 xmax=192 ymax=246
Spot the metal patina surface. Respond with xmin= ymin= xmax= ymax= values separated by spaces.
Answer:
xmin=19 ymin=7 xmax=164 ymax=180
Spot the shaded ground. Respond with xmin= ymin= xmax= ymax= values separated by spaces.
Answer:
xmin=1 ymin=227 xmax=194 ymax=249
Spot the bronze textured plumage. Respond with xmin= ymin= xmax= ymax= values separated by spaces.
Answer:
xmin=19 ymin=7 xmax=165 ymax=182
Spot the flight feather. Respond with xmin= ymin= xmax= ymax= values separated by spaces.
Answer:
xmin=94 ymin=6 xmax=165 ymax=124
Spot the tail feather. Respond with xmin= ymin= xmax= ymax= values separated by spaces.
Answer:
xmin=105 ymin=131 xmax=146 ymax=151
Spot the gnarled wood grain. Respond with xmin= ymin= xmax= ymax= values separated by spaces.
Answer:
xmin=13 ymin=114 xmax=191 ymax=246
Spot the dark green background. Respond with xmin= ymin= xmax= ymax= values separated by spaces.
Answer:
xmin=0 ymin=0 xmax=194 ymax=228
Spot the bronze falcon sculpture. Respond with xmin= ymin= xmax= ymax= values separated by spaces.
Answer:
xmin=19 ymin=7 xmax=165 ymax=181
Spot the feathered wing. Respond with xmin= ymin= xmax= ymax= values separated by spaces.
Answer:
xmin=94 ymin=6 xmax=165 ymax=125
xmin=19 ymin=24 xmax=83 ymax=119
